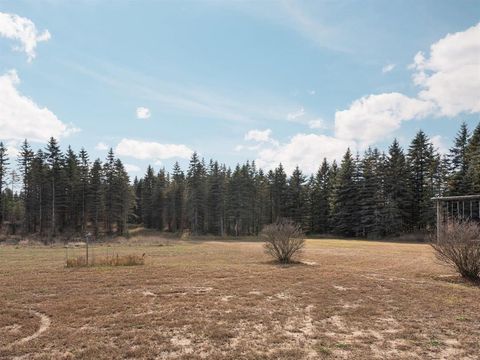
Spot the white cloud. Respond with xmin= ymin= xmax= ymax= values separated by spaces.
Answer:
xmin=382 ymin=63 xmax=396 ymax=73
xmin=0 ymin=12 xmax=50 ymax=62
xmin=286 ymin=107 xmax=305 ymax=121
xmin=308 ymin=118 xmax=326 ymax=129
xmin=136 ymin=106 xmax=151 ymax=119
xmin=0 ymin=70 xmax=79 ymax=143
xmin=411 ymin=22 xmax=480 ymax=116
xmin=333 ymin=23 xmax=480 ymax=147
xmin=308 ymin=90 xmax=316 ymax=95
xmin=245 ymin=129 xmax=272 ymax=142
xmin=124 ymin=163 xmax=141 ymax=173
xmin=256 ymin=133 xmax=355 ymax=174
xmin=335 ymin=93 xmax=433 ymax=146
xmin=431 ymin=135 xmax=448 ymax=154
xmin=95 ymin=142 xmax=109 ymax=151
xmin=115 ymin=138 xmax=193 ymax=161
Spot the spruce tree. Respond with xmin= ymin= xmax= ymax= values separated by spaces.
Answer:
xmin=287 ymin=166 xmax=307 ymax=228
xmin=89 ymin=159 xmax=104 ymax=238
xmin=311 ymin=159 xmax=330 ymax=233
xmin=0 ymin=142 xmax=8 ymax=229
xmin=384 ymin=139 xmax=410 ymax=235
xmin=333 ymin=149 xmax=357 ymax=236
xmin=448 ymin=122 xmax=471 ymax=195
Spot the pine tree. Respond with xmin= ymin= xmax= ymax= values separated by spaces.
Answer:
xmin=466 ymin=122 xmax=480 ymax=193
xmin=45 ymin=137 xmax=64 ymax=238
xmin=103 ymin=149 xmax=116 ymax=234
xmin=186 ymin=152 xmax=207 ymax=234
xmin=448 ymin=122 xmax=471 ymax=195
xmin=311 ymin=159 xmax=330 ymax=233
xmin=64 ymin=146 xmax=81 ymax=233
xmin=89 ymin=159 xmax=104 ymax=238
xmin=141 ymin=166 xmax=155 ymax=228
xmin=152 ymin=169 xmax=166 ymax=230
xmin=0 ymin=142 xmax=9 ymax=229
xmin=113 ymin=159 xmax=131 ymax=235
xmin=171 ymin=162 xmax=185 ymax=232
xmin=384 ymin=139 xmax=410 ymax=235
xmin=287 ymin=166 xmax=307 ymax=228
xmin=333 ymin=149 xmax=357 ymax=236
xmin=359 ymin=148 xmax=385 ymax=238
xmin=17 ymin=140 xmax=34 ymax=232
xmin=270 ymin=164 xmax=288 ymax=221
xmin=78 ymin=148 xmax=90 ymax=233
xmin=407 ymin=130 xmax=437 ymax=230
xmin=207 ymin=161 xmax=225 ymax=235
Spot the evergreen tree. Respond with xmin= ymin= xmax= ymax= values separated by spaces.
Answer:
xmin=186 ymin=152 xmax=207 ymax=234
xmin=141 ymin=166 xmax=155 ymax=228
xmin=311 ymin=159 xmax=330 ymax=233
xmin=89 ymin=159 xmax=104 ymax=238
xmin=448 ymin=122 xmax=471 ymax=195
xmin=466 ymin=122 xmax=480 ymax=193
xmin=78 ymin=148 xmax=90 ymax=232
xmin=333 ymin=149 xmax=357 ymax=236
xmin=45 ymin=137 xmax=64 ymax=238
xmin=0 ymin=142 xmax=8 ymax=229
xmin=207 ymin=161 xmax=225 ymax=235
xmin=407 ymin=131 xmax=437 ymax=230
xmin=153 ymin=169 xmax=166 ymax=230
xmin=103 ymin=149 xmax=116 ymax=234
xmin=384 ymin=139 xmax=410 ymax=235
xmin=287 ymin=166 xmax=307 ymax=229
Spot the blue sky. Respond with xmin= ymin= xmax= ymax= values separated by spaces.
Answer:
xmin=0 ymin=0 xmax=479 ymax=176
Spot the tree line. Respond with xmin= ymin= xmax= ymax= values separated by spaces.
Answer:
xmin=0 ymin=122 xmax=479 ymax=240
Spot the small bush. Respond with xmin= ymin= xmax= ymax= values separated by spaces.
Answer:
xmin=261 ymin=218 xmax=305 ymax=264
xmin=431 ymin=220 xmax=480 ymax=282
xmin=66 ymin=255 xmax=87 ymax=267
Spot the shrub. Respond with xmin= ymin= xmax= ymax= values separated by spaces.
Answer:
xmin=261 ymin=218 xmax=305 ymax=264
xmin=431 ymin=220 xmax=480 ymax=282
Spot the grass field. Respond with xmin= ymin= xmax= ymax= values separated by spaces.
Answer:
xmin=1 ymin=237 xmax=479 ymax=359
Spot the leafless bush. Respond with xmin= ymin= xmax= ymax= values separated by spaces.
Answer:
xmin=261 ymin=219 xmax=305 ymax=263
xmin=431 ymin=220 xmax=480 ymax=282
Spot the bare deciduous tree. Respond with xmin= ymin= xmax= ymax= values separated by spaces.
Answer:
xmin=431 ymin=220 xmax=480 ymax=282
xmin=261 ymin=218 xmax=305 ymax=263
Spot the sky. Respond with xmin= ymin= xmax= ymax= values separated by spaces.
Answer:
xmin=0 ymin=0 xmax=479 ymax=177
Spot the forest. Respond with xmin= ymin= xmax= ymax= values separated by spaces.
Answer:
xmin=0 ymin=122 xmax=479 ymax=241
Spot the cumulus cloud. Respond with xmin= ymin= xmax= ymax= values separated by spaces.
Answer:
xmin=0 ymin=70 xmax=79 ymax=143
xmin=256 ymin=133 xmax=355 ymax=174
xmin=95 ymin=142 xmax=109 ymax=151
xmin=136 ymin=106 xmax=151 ymax=119
xmin=382 ymin=63 xmax=395 ymax=73
xmin=115 ymin=138 xmax=193 ymax=161
xmin=411 ymin=22 xmax=480 ymax=116
xmin=335 ymin=93 xmax=433 ymax=146
xmin=0 ymin=12 xmax=50 ymax=61
xmin=124 ymin=163 xmax=141 ymax=173
xmin=333 ymin=23 xmax=480 ymax=146
xmin=430 ymin=135 xmax=448 ymax=154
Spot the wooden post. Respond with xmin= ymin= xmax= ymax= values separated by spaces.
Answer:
xmin=436 ymin=199 xmax=441 ymax=243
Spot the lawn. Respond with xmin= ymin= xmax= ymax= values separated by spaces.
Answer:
xmin=0 ymin=237 xmax=479 ymax=359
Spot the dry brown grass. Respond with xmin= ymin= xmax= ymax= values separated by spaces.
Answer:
xmin=0 ymin=236 xmax=479 ymax=359
xmin=66 ymin=254 xmax=145 ymax=268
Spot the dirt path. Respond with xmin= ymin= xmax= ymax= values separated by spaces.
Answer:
xmin=9 ymin=310 xmax=51 ymax=348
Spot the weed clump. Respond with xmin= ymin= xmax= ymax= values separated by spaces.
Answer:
xmin=66 ymin=253 xmax=145 ymax=267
